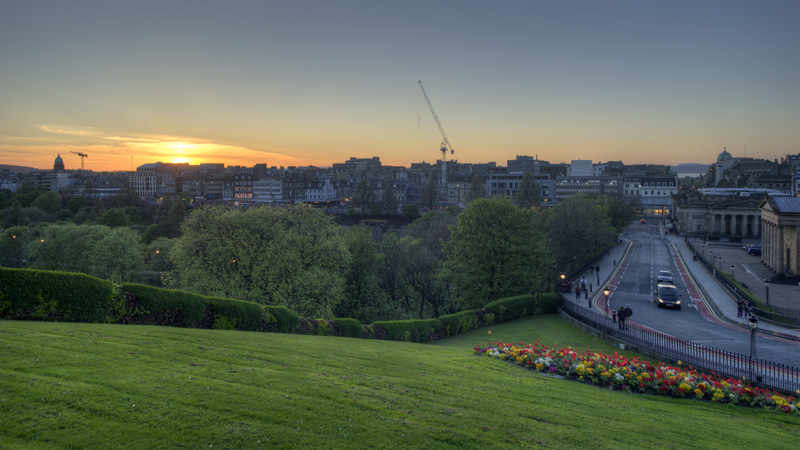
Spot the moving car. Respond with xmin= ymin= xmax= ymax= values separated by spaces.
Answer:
xmin=747 ymin=245 xmax=762 ymax=256
xmin=657 ymin=270 xmax=673 ymax=283
xmin=654 ymin=284 xmax=681 ymax=310
xmin=639 ymin=218 xmax=647 ymax=223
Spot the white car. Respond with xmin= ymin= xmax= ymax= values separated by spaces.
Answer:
xmin=657 ymin=271 xmax=673 ymax=283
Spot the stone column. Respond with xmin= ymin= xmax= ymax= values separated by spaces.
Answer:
xmin=776 ymin=225 xmax=784 ymax=274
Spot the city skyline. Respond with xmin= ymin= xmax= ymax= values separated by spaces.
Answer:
xmin=1 ymin=1 xmax=798 ymax=172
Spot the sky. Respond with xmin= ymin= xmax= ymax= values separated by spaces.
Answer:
xmin=1 ymin=0 xmax=798 ymax=172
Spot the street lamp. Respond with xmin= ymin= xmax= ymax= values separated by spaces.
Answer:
xmin=764 ymin=279 xmax=770 ymax=306
xmin=560 ymin=271 xmax=566 ymax=293
xmin=730 ymin=264 xmax=735 ymax=280
xmin=603 ymin=286 xmax=610 ymax=314
xmin=748 ymin=316 xmax=758 ymax=382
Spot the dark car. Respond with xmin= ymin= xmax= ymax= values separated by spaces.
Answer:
xmin=654 ymin=283 xmax=681 ymax=310
xmin=747 ymin=245 xmax=762 ymax=256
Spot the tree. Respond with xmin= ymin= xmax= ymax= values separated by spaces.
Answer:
xmin=99 ymin=208 xmax=131 ymax=228
xmin=65 ymin=196 xmax=86 ymax=213
xmin=335 ymin=228 xmax=394 ymax=323
xmin=443 ymin=197 xmax=551 ymax=311
xmin=3 ymin=201 xmax=29 ymax=228
xmin=536 ymin=194 xmax=615 ymax=273
xmin=401 ymin=203 xmax=419 ymax=219
xmin=0 ymin=226 xmax=32 ymax=267
xmin=154 ymin=197 xmax=186 ymax=238
xmin=31 ymin=191 xmax=62 ymax=214
xmin=167 ymin=204 xmax=349 ymax=318
xmin=513 ymin=172 xmax=540 ymax=208
xmin=353 ymin=178 xmax=375 ymax=216
xmin=421 ymin=177 xmax=437 ymax=210
xmin=466 ymin=173 xmax=487 ymax=203
xmin=87 ymin=227 xmax=145 ymax=283
xmin=382 ymin=183 xmax=399 ymax=215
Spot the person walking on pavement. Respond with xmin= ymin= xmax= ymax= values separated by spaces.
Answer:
xmin=617 ymin=306 xmax=625 ymax=330
xmin=736 ymin=300 xmax=743 ymax=318
xmin=575 ymin=285 xmax=581 ymax=301
xmin=744 ymin=301 xmax=751 ymax=317
xmin=624 ymin=304 xmax=633 ymax=330
xmin=580 ymin=277 xmax=587 ymax=292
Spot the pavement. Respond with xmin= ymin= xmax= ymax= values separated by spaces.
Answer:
xmin=560 ymin=229 xmax=800 ymax=342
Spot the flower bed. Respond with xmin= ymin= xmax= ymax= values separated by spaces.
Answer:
xmin=474 ymin=340 xmax=799 ymax=415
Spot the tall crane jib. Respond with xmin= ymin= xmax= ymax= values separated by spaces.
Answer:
xmin=418 ymin=80 xmax=455 ymax=204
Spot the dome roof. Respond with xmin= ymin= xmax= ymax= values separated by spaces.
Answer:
xmin=717 ymin=148 xmax=732 ymax=162
xmin=54 ymin=153 xmax=63 ymax=162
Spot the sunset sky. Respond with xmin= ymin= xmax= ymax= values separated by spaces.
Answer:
xmin=1 ymin=1 xmax=798 ymax=172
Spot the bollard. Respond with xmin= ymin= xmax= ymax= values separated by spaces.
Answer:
xmin=589 ymin=283 xmax=593 ymax=292
xmin=585 ymin=290 xmax=588 ymax=299
xmin=612 ymin=310 xmax=617 ymax=323
xmin=613 ymin=259 xmax=616 ymax=266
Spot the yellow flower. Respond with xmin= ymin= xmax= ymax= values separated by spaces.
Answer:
xmin=637 ymin=376 xmax=643 ymax=382
xmin=694 ymin=389 xmax=703 ymax=398
xmin=536 ymin=363 xmax=543 ymax=370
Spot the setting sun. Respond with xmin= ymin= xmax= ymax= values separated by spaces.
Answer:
xmin=171 ymin=157 xmax=190 ymax=164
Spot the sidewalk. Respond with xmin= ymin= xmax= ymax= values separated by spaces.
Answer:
xmin=664 ymin=233 xmax=800 ymax=341
xmin=560 ymin=239 xmax=631 ymax=315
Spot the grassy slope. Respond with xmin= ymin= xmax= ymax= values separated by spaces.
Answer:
xmin=0 ymin=315 xmax=796 ymax=450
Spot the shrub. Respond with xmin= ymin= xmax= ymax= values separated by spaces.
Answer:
xmin=120 ymin=283 xmax=263 ymax=331
xmin=265 ymin=305 xmax=301 ymax=333
xmin=484 ymin=295 xmax=537 ymax=323
xmin=373 ymin=319 xmax=442 ymax=343
xmin=333 ymin=318 xmax=363 ymax=338
xmin=0 ymin=268 xmax=118 ymax=323
xmin=438 ymin=310 xmax=478 ymax=337
xmin=538 ymin=292 xmax=561 ymax=314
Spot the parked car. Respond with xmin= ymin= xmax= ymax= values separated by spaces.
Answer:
xmin=657 ymin=270 xmax=673 ymax=283
xmin=747 ymin=245 xmax=762 ymax=256
xmin=654 ymin=284 xmax=682 ymax=310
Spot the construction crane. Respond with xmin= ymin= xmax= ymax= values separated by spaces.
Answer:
xmin=418 ymin=80 xmax=454 ymax=203
xmin=71 ymin=151 xmax=88 ymax=170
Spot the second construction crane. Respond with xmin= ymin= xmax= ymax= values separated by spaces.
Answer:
xmin=71 ymin=151 xmax=88 ymax=170
xmin=418 ymin=80 xmax=454 ymax=203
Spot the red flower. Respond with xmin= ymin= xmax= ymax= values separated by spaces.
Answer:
xmin=781 ymin=405 xmax=791 ymax=413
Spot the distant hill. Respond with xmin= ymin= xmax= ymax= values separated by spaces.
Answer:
xmin=0 ymin=164 xmax=39 ymax=173
xmin=672 ymin=163 xmax=708 ymax=175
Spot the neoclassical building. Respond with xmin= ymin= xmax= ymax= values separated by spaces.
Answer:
xmin=759 ymin=196 xmax=800 ymax=277
xmin=673 ymin=189 xmax=767 ymax=238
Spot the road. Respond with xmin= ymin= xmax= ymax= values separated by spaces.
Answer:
xmin=606 ymin=218 xmax=800 ymax=368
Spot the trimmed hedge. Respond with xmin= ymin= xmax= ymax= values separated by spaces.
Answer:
xmin=265 ymin=305 xmax=301 ymax=333
xmin=484 ymin=295 xmax=537 ymax=322
xmin=334 ymin=318 xmax=364 ymax=338
xmin=0 ymin=268 xmax=118 ymax=323
xmin=438 ymin=310 xmax=478 ymax=337
xmin=120 ymin=283 xmax=265 ymax=331
xmin=372 ymin=319 xmax=443 ymax=343
xmin=538 ymin=292 xmax=560 ymax=314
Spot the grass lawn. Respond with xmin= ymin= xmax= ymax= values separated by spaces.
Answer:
xmin=1 ymin=315 xmax=797 ymax=449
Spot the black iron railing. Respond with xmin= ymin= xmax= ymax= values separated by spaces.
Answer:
xmin=560 ymin=299 xmax=800 ymax=395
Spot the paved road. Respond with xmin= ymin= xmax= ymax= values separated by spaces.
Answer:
xmin=605 ymin=219 xmax=800 ymax=368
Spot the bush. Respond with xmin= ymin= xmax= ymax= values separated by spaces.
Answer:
xmin=120 ymin=283 xmax=263 ymax=331
xmin=373 ymin=319 xmax=442 ymax=343
xmin=265 ymin=305 xmax=301 ymax=333
xmin=484 ymin=295 xmax=537 ymax=323
xmin=538 ymin=292 xmax=561 ymax=314
xmin=438 ymin=310 xmax=478 ymax=337
xmin=0 ymin=268 xmax=118 ymax=322
xmin=334 ymin=318 xmax=363 ymax=338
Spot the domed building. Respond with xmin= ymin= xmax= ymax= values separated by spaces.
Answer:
xmin=53 ymin=154 xmax=65 ymax=172
xmin=717 ymin=147 xmax=732 ymax=162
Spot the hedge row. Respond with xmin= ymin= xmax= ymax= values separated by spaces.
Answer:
xmin=0 ymin=268 xmax=558 ymax=343
xmin=120 ymin=283 xmax=270 ymax=331
xmin=0 ymin=268 xmax=118 ymax=323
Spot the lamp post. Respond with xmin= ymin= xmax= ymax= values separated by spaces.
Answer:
xmin=560 ymin=271 xmax=566 ymax=293
xmin=764 ymin=279 xmax=770 ymax=306
xmin=709 ymin=250 xmax=715 ymax=277
xmin=730 ymin=264 xmax=735 ymax=279
xmin=748 ymin=316 xmax=758 ymax=382
xmin=603 ymin=286 xmax=610 ymax=314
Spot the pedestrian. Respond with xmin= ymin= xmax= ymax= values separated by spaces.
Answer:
xmin=581 ymin=277 xmax=587 ymax=292
xmin=575 ymin=285 xmax=581 ymax=301
xmin=617 ymin=306 xmax=625 ymax=330
xmin=595 ymin=265 xmax=600 ymax=275
xmin=744 ymin=301 xmax=751 ymax=317
xmin=736 ymin=300 xmax=743 ymax=318
xmin=624 ymin=304 xmax=633 ymax=330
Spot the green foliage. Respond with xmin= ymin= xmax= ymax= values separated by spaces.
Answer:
xmin=421 ymin=177 xmax=437 ymax=209
xmin=99 ymin=208 xmax=132 ymax=227
xmin=401 ymin=203 xmax=419 ymax=219
xmin=372 ymin=318 xmax=442 ymax=342
xmin=65 ymin=196 xmax=86 ymax=213
xmin=121 ymin=283 xmax=263 ymax=331
xmin=538 ymin=292 xmax=561 ymax=314
xmin=265 ymin=305 xmax=301 ymax=333
xmin=382 ymin=183 xmax=399 ymax=214
xmin=0 ymin=226 xmax=32 ymax=267
xmin=336 ymin=227 xmax=388 ymax=323
xmin=0 ymin=268 xmax=118 ymax=322
xmin=31 ymin=191 xmax=62 ymax=214
xmin=23 ymin=206 xmax=50 ymax=223
xmin=55 ymin=208 xmax=74 ymax=221
xmin=513 ymin=172 xmax=540 ymax=208
xmin=3 ymin=201 xmax=29 ymax=227
xmin=333 ymin=318 xmax=363 ymax=338
xmin=167 ymin=204 xmax=349 ymax=318
xmin=484 ymin=295 xmax=538 ymax=322
xmin=443 ymin=198 xmax=551 ymax=311
xmin=467 ymin=173 xmax=487 ymax=203
xmin=438 ymin=310 xmax=478 ymax=337
xmin=314 ymin=319 xmax=333 ymax=336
